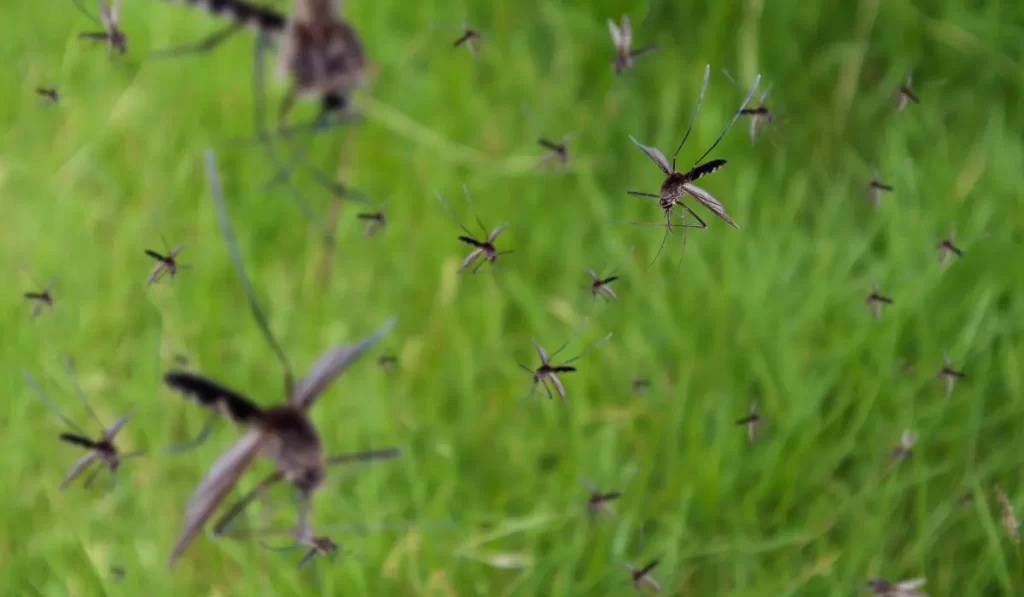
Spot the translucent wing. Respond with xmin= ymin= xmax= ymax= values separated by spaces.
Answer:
xmin=621 ymin=14 xmax=632 ymax=49
xmin=487 ymin=222 xmax=509 ymax=243
xmin=628 ymin=136 xmax=672 ymax=175
xmin=532 ymin=339 xmax=549 ymax=365
xmin=60 ymin=451 xmax=99 ymax=491
xmin=607 ymin=18 xmax=622 ymax=47
xmin=458 ymin=248 xmax=484 ymax=273
xmin=682 ymin=183 xmax=738 ymax=228
xmin=103 ymin=409 xmax=135 ymax=441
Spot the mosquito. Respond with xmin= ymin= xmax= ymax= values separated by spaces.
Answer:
xmin=230 ymin=522 xmax=343 ymax=569
xmin=735 ymin=399 xmax=761 ymax=442
xmin=936 ymin=352 xmax=966 ymax=399
xmin=583 ymin=246 xmax=632 ymax=302
xmin=436 ymin=186 xmax=513 ymax=275
xmin=866 ymin=167 xmax=894 ymax=209
xmin=584 ymin=481 xmax=621 ymax=520
xmin=356 ymin=202 xmax=388 ymax=237
xmin=452 ymin=20 xmax=481 ymax=56
xmin=537 ymin=134 xmax=575 ymax=168
xmin=865 ymin=282 xmax=893 ymax=320
xmin=162 ymin=149 xmax=399 ymax=567
xmin=24 ymin=280 xmax=55 ymax=319
xmin=994 ymin=484 xmax=1020 ymax=544
xmin=377 ymin=354 xmax=397 ymax=372
xmin=23 ymin=359 xmax=144 ymax=491
xmin=881 ymin=430 xmax=915 ymax=477
xmin=518 ymin=318 xmax=612 ymax=405
xmin=36 ymin=86 xmax=60 ymax=104
xmin=623 ymin=65 xmax=760 ymax=267
xmin=623 ymin=560 xmax=661 ymax=593
xmin=607 ymin=14 xmax=655 ymax=76
xmin=894 ymin=73 xmax=920 ymax=112
xmin=936 ymin=228 xmax=964 ymax=265
xmin=632 ymin=378 xmax=650 ymax=396
xmin=74 ymin=0 xmax=127 ymax=55
xmin=145 ymin=210 xmax=191 ymax=287
xmin=866 ymin=577 xmax=927 ymax=597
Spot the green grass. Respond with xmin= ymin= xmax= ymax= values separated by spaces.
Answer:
xmin=3 ymin=0 xmax=1024 ymax=594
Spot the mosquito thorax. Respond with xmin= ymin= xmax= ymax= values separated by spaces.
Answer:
xmin=279 ymin=21 xmax=366 ymax=98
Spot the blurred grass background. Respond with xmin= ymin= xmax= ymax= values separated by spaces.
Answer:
xmin=2 ymin=0 xmax=1023 ymax=594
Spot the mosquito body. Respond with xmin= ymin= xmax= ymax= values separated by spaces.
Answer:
xmin=587 ymin=269 xmax=620 ymax=302
xmin=624 ymin=560 xmax=661 ymax=593
xmin=356 ymin=203 xmax=388 ymax=237
xmin=537 ymin=134 xmax=574 ymax=167
xmin=518 ymin=318 xmax=612 ymax=405
xmin=24 ymin=280 xmax=55 ymax=319
xmin=865 ymin=283 xmax=893 ymax=320
xmin=584 ymin=481 xmax=621 ymax=520
xmin=866 ymin=577 xmax=927 ymax=597
xmin=162 ymin=150 xmax=398 ymax=568
xmin=936 ymin=228 xmax=963 ymax=265
xmin=75 ymin=0 xmax=127 ymax=54
xmin=894 ymin=73 xmax=920 ymax=112
xmin=994 ymin=484 xmax=1020 ymax=544
xmin=452 ymin=21 xmax=481 ymax=56
xmin=937 ymin=352 xmax=966 ymax=399
xmin=882 ymin=430 xmax=915 ymax=476
xmin=36 ymin=86 xmax=60 ymax=104
xmin=624 ymin=65 xmax=760 ymax=267
xmin=146 ymin=210 xmax=191 ymax=286
xmin=23 ymin=360 xmax=144 ymax=491
xmin=866 ymin=168 xmax=894 ymax=209
xmin=436 ymin=186 xmax=513 ymax=274
xmin=607 ymin=15 xmax=654 ymax=75
xmin=736 ymin=399 xmax=761 ymax=442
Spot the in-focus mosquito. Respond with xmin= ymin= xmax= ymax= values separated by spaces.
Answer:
xmin=537 ymin=134 xmax=575 ymax=168
xmin=866 ymin=577 xmax=927 ymax=597
xmin=936 ymin=352 xmax=966 ymax=399
xmin=145 ymin=209 xmax=190 ymax=287
xmin=623 ymin=560 xmax=661 ymax=593
xmin=162 ymin=150 xmax=399 ymax=567
xmin=23 ymin=359 xmax=144 ymax=491
xmin=607 ymin=14 xmax=655 ymax=76
xmin=37 ymin=86 xmax=60 ymax=104
xmin=622 ymin=65 xmax=760 ymax=268
xmin=584 ymin=481 xmax=621 ymax=520
xmin=518 ymin=318 xmax=612 ymax=405
xmin=881 ymin=430 xmax=915 ymax=477
xmin=894 ymin=73 xmax=920 ymax=112
xmin=994 ymin=484 xmax=1020 ymax=544
xmin=936 ymin=228 xmax=963 ymax=265
xmin=24 ymin=279 xmax=55 ymax=319
xmin=74 ymin=0 xmax=127 ymax=55
xmin=452 ymin=20 xmax=481 ymax=56
xmin=436 ymin=186 xmax=513 ymax=275
xmin=866 ymin=167 xmax=894 ymax=209
xmin=356 ymin=202 xmax=388 ymax=237
xmin=735 ymin=399 xmax=761 ymax=442
xmin=865 ymin=283 xmax=893 ymax=320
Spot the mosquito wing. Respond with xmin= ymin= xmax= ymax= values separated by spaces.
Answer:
xmin=102 ymin=409 xmax=135 ymax=441
xmin=620 ymin=14 xmax=632 ymax=49
xmin=628 ymin=136 xmax=672 ymax=175
xmin=289 ymin=317 xmax=397 ymax=410
xmin=98 ymin=0 xmax=114 ymax=28
xmin=682 ymin=183 xmax=738 ymax=228
xmin=163 ymin=372 xmax=264 ymax=426
xmin=168 ymin=430 xmax=265 ymax=567
xmin=60 ymin=451 xmax=99 ymax=491
xmin=607 ymin=18 xmax=622 ymax=48
xmin=458 ymin=248 xmax=484 ymax=273
xmin=169 ymin=243 xmax=188 ymax=258
xmin=487 ymin=222 xmax=510 ymax=243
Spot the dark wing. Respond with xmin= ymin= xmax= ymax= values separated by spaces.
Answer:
xmin=163 ymin=371 xmax=263 ymax=425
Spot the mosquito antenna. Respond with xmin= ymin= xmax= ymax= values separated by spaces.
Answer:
xmin=70 ymin=0 xmax=100 ymax=24
xmin=462 ymin=185 xmax=490 ymax=238
xmin=606 ymin=245 xmax=635 ymax=277
xmin=204 ymin=149 xmax=295 ymax=393
xmin=561 ymin=332 xmax=613 ymax=365
xmin=62 ymin=357 xmax=105 ymax=431
xmin=435 ymin=192 xmax=477 ymax=239
xmin=648 ymin=220 xmax=672 ymax=267
xmin=671 ymin=64 xmax=711 ymax=167
xmin=23 ymin=370 xmax=87 ymax=436
xmin=546 ymin=317 xmax=592 ymax=361
xmin=691 ymin=73 xmax=761 ymax=167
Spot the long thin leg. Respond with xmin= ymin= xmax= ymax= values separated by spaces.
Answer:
xmin=23 ymin=370 xmax=87 ymax=436
xmin=462 ymin=185 xmax=490 ymax=238
xmin=545 ymin=317 xmax=592 ymax=362
xmin=165 ymin=413 xmax=218 ymax=455
xmin=672 ymin=64 xmax=712 ymax=169
xmin=435 ymin=192 xmax=478 ymax=239
xmin=148 ymin=23 xmax=242 ymax=60
xmin=560 ymin=333 xmax=613 ymax=366
xmin=690 ymin=73 xmax=761 ymax=167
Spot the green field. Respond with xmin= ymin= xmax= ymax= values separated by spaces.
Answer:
xmin=4 ymin=0 xmax=1024 ymax=594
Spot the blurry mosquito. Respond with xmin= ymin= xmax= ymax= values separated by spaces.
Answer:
xmin=994 ymin=484 xmax=1020 ymax=544
xmin=894 ymin=73 xmax=920 ymax=112
xmin=452 ymin=20 xmax=481 ymax=56
xmin=377 ymin=354 xmax=397 ymax=372
xmin=735 ymin=399 xmax=761 ymax=442
xmin=936 ymin=352 xmax=966 ymax=399
xmin=162 ymin=150 xmax=398 ymax=567
xmin=622 ymin=65 xmax=760 ymax=267
xmin=623 ymin=560 xmax=661 ymax=593
xmin=537 ymin=134 xmax=575 ymax=168
xmin=632 ymin=378 xmax=650 ymax=396
xmin=865 ymin=282 xmax=893 ymax=320
xmin=145 ymin=210 xmax=190 ymax=287
xmin=607 ymin=14 xmax=655 ymax=75
xmin=356 ymin=202 xmax=388 ymax=237
xmin=866 ymin=167 xmax=894 ymax=209
xmin=583 ymin=246 xmax=632 ymax=302
xmin=519 ymin=318 xmax=612 ymax=405
xmin=881 ymin=430 xmax=915 ymax=477
xmin=73 ymin=0 xmax=127 ymax=55
xmin=36 ymin=86 xmax=60 ymax=105
xmin=584 ymin=481 xmax=621 ymax=520
xmin=723 ymin=70 xmax=777 ymax=146
xmin=23 ymin=359 xmax=144 ymax=491
xmin=936 ymin=228 xmax=964 ymax=265
xmin=436 ymin=186 xmax=513 ymax=275
xmin=229 ymin=522 xmax=343 ymax=569
xmin=866 ymin=577 xmax=927 ymax=597
xmin=24 ymin=280 xmax=56 ymax=319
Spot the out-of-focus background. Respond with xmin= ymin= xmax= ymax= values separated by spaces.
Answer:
xmin=3 ymin=0 xmax=1023 ymax=594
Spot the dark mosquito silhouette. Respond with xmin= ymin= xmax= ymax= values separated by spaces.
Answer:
xmin=584 ymin=481 xmax=621 ymax=520
xmin=865 ymin=283 xmax=893 ymax=320
xmin=936 ymin=228 xmax=964 ymax=265
xmin=894 ymin=73 xmax=920 ymax=112
xmin=24 ymin=279 xmax=55 ymax=319
xmin=356 ymin=202 xmax=388 ymax=237
xmin=723 ymin=69 xmax=778 ymax=146
xmin=162 ymin=150 xmax=399 ymax=568
xmin=607 ymin=14 xmax=655 ymax=75
xmin=452 ymin=20 xmax=481 ymax=56
xmin=735 ymin=399 xmax=761 ymax=442
xmin=436 ymin=186 xmax=513 ymax=274
xmin=866 ymin=167 xmax=894 ymax=209
xmin=994 ymin=484 xmax=1021 ymax=545
xmin=937 ymin=352 xmax=966 ymax=399
xmin=623 ymin=560 xmax=661 ymax=593
xmin=74 ymin=0 xmax=127 ymax=55
xmin=537 ymin=134 xmax=575 ymax=168
xmin=145 ymin=210 xmax=190 ymax=287
xmin=518 ymin=318 xmax=612 ymax=405
xmin=866 ymin=577 xmax=927 ymax=597
xmin=377 ymin=354 xmax=397 ymax=372
xmin=583 ymin=246 xmax=632 ymax=302
xmin=622 ymin=65 xmax=760 ymax=267
xmin=881 ymin=430 xmax=915 ymax=477
xmin=36 ymin=86 xmax=60 ymax=104
xmin=23 ymin=359 xmax=144 ymax=491
xmin=632 ymin=378 xmax=650 ymax=396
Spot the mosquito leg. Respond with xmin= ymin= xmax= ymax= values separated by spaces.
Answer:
xmin=164 ymin=413 xmax=218 ymax=455
xmin=148 ymin=23 xmax=243 ymax=60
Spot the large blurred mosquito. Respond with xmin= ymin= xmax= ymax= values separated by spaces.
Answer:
xmin=23 ymin=359 xmax=144 ymax=491
xmin=894 ymin=73 xmax=920 ymax=112
xmin=452 ymin=20 xmax=481 ymax=56
xmin=24 ymin=279 xmax=55 ymax=319
xmin=936 ymin=352 xmax=966 ymax=399
xmin=623 ymin=560 xmax=661 ymax=593
xmin=519 ymin=318 xmax=612 ymax=405
xmin=994 ymin=484 xmax=1020 ymax=544
xmin=537 ymin=133 xmax=575 ymax=168
xmin=866 ymin=167 xmax=894 ymax=209
xmin=436 ymin=186 xmax=513 ymax=274
xmin=936 ymin=228 xmax=964 ymax=265
xmin=162 ymin=150 xmax=398 ymax=567
xmin=145 ymin=210 xmax=190 ymax=287
xmin=73 ymin=0 xmax=127 ymax=55
xmin=866 ymin=577 xmax=927 ymax=597
xmin=356 ymin=202 xmax=388 ymax=237
xmin=735 ymin=399 xmax=761 ymax=442
xmin=607 ymin=14 xmax=655 ymax=76
xmin=865 ymin=282 xmax=893 ymax=320
xmin=622 ymin=65 xmax=760 ymax=267
xmin=584 ymin=481 xmax=621 ymax=520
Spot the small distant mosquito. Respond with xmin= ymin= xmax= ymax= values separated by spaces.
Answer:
xmin=865 ymin=283 xmax=893 ymax=320
xmin=607 ymin=14 xmax=655 ymax=76
xmin=162 ymin=150 xmax=399 ymax=568
xmin=232 ymin=523 xmax=342 ymax=569
xmin=74 ymin=0 xmax=127 ymax=55
xmin=436 ymin=186 xmax=513 ymax=274
xmin=537 ymin=133 xmax=575 ymax=168
xmin=623 ymin=560 xmax=661 ymax=593
xmin=882 ymin=430 xmax=915 ymax=476
xmin=994 ymin=484 xmax=1020 ymax=544
xmin=519 ymin=318 xmax=612 ymax=405
xmin=623 ymin=65 xmax=760 ymax=267
xmin=37 ymin=86 xmax=60 ymax=104
xmin=377 ymin=354 xmax=397 ymax=372
xmin=867 ymin=577 xmax=927 ymax=597
xmin=632 ymin=378 xmax=650 ymax=396
xmin=583 ymin=247 xmax=632 ymax=303
xmin=584 ymin=481 xmax=621 ymax=520
xmin=936 ymin=228 xmax=963 ymax=265
xmin=894 ymin=73 xmax=920 ymax=112
xmin=356 ymin=202 xmax=388 ymax=237
xmin=110 ymin=565 xmax=126 ymax=580
xmin=736 ymin=399 xmax=761 ymax=442
xmin=452 ymin=20 xmax=481 ymax=56
xmin=23 ymin=359 xmax=144 ymax=491
xmin=145 ymin=210 xmax=190 ymax=286
xmin=24 ymin=280 xmax=55 ymax=319
xmin=866 ymin=167 xmax=894 ymax=209
xmin=936 ymin=352 xmax=966 ymax=399
xmin=723 ymin=70 xmax=777 ymax=146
